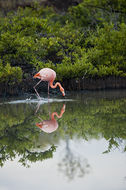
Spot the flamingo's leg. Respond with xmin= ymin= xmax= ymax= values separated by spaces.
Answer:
xmin=48 ymin=82 xmax=50 ymax=95
xmin=35 ymin=102 xmax=41 ymax=114
xmin=38 ymin=116 xmax=43 ymax=122
xmin=33 ymin=80 xmax=42 ymax=99
xmin=48 ymin=82 xmax=50 ymax=101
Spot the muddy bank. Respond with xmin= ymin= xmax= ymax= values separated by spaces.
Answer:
xmin=63 ymin=76 xmax=126 ymax=91
xmin=0 ymin=76 xmax=126 ymax=97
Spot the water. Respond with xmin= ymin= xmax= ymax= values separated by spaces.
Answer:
xmin=0 ymin=90 xmax=126 ymax=190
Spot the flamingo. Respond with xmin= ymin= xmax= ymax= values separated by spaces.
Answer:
xmin=33 ymin=68 xmax=65 ymax=98
xmin=36 ymin=104 xmax=66 ymax=133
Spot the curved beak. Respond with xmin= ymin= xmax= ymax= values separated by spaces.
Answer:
xmin=62 ymin=91 xmax=65 ymax=96
xmin=34 ymin=73 xmax=40 ymax=79
xmin=62 ymin=104 xmax=66 ymax=111
xmin=36 ymin=123 xmax=42 ymax=129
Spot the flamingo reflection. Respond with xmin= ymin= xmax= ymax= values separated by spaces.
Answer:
xmin=36 ymin=104 xmax=66 ymax=133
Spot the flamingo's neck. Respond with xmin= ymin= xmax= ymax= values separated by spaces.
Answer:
xmin=49 ymin=80 xmax=61 ymax=89
xmin=49 ymin=80 xmax=65 ymax=96
xmin=51 ymin=112 xmax=62 ymax=120
xmin=51 ymin=105 xmax=65 ymax=120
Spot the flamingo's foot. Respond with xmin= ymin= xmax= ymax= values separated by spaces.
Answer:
xmin=37 ymin=95 xmax=41 ymax=100
xmin=26 ymin=97 xmax=31 ymax=101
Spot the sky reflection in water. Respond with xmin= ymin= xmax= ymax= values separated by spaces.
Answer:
xmin=0 ymin=90 xmax=126 ymax=190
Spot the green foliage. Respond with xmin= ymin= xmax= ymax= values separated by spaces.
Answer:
xmin=67 ymin=0 xmax=126 ymax=28
xmin=86 ymin=23 xmax=126 ymax=76
xmin=0 ymin=0 xmax=126 ymax=85
xmin=0 ymin=59 xmax=22 ymax=84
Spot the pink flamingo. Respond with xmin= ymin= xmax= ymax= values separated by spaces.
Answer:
xmin=33 ymin=68 xmax=65 ymax=98
xmin=36 ymin=104 xmax=66 ymax=133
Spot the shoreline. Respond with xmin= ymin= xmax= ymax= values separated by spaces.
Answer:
xmin=0 ymin=76 xmax=126 ymax=97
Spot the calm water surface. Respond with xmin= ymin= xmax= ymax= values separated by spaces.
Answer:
xmin=0 ymin=90 xmax=126 ymax=190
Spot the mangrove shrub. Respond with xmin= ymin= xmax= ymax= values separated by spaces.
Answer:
xmin=0 ymin=0 xmax=126 ymax=85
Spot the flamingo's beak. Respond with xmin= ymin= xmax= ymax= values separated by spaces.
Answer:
xmin=60 ymin=87 xmax=65 ymax=96
xmin=62 ymin=91 xmax=65 ymax=96
xmin=61 ymin=104 xmax=66 ymax=114
xmin=36 ymin=123 xmax=42 ymax=129
xmin=62 ymin=104 xmax=66 ymax=111
xmin=33 ymin=73 xmax=41 ymax=79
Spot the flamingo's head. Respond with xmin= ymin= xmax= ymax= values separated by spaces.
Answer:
xmin=36 ymin=123 xmax=42 ymax=129
xmin=62 ymin=104 xmax=66 ymax=112
xmin=60 ymin=87 xmax=65 ymax=96
xmin=33 ymin=72 xmax=41 ymax=79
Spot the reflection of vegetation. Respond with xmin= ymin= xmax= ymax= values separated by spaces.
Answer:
xmin=19 ymin=145 xmax=56 ymax=167
xmin=0 ymin=92 xmax=126 ymax=167
xmin=49 ymin=94 xmax=126 ymax=152
xmin=58 ymin=137 xmax=90 ymax=180
xmin=0 ymin=103 xmax=56 ymax=167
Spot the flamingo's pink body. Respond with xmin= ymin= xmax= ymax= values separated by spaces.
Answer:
xmin=36 ymin=104 xmax=65 ymax=133
xmin=33 ymin=68 xmax=65 ymax=97
xmin=36 ymin=120 xmax=58 ymax=133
